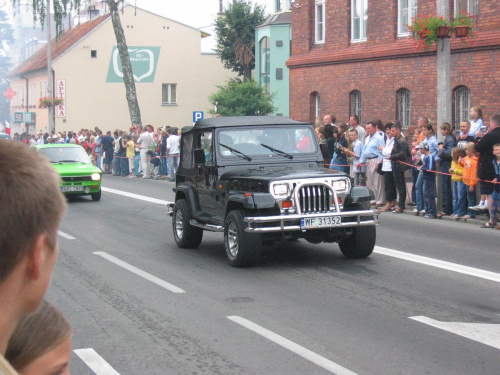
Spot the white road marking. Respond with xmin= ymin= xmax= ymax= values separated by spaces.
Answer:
xmin=374 ymin=246 xmax=500 ymax=283
xmin=58 ymin=230 xmax=76 ymax=240
xmin=228 ymin=316 xmax=358 ymax=375
xmin=410 ymin=316 xmax=500 ymax=350
xmin=102 ymin=188 xmax=500 ymax=284
xmin=94 ymin=251 xmax=185 ymax=294
xmin=74 ymin=348 xmax=121 ymax=375
xmin=101 ymin=187 xmax=171 ymax=206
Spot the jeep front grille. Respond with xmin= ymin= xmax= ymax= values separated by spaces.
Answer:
xmin=297 ymin=184 xmax=333 ymax=214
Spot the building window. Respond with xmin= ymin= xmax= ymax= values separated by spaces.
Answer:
xmin=352 ymin=0 xmax=368 ymax=42
xmin=454 ymin=0 xmax=478 ymax=17
xmin=260 ymin=37 xmax=270 ymax=94
xmin=398 ymin=0 xmax=418 ymax=36
xmin=315 ymin=0 xmax=325 ymax=44
xmin=396 ymin=88 xmax=411 ymax=129
xmin=350 ymin=90 xmax=362 ymax=123
xmin=91 ymin=50 xmax=97 ymax=58
xmin=276 ymin=0 xmax=282 ymax=12
xmin=454 ymin=86 xmax=470 ymax=130
xmin=162 ymin=84 xmax=177 ymax=105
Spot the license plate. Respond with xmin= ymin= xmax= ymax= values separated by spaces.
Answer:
xmin=301 ymin=216 xmax=341 ymax=229
xmin=61 ymin=186 xmax=84 ymax=192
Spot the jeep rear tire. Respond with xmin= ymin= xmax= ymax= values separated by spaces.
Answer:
xmin=338 ymin=203 xmax=376 ymax=258
xmin=224 ymin=210 xmax=262 ymax=267
xmin=172 ymin=199 xmax=203 ymax=248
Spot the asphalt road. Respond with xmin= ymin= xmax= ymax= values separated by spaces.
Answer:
xmin=47 ymin=175 xmax=500 ymax=375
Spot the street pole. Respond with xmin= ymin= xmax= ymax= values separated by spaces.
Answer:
xmin=436 ymin=0 xmax=451 ymax=213
xmin=436 ymin=0 xmax=451 ymax=142
xmin=47 ymin=0 xmax=55 ymax=133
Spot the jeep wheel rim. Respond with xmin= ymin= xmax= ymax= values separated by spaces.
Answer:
xmin=227 ymin=222 xmax=239 ymax=258
xmin=174 ymin=210 xmax=183 ymax=239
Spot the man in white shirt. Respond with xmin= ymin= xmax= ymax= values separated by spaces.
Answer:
xmin=166 ymin=128 xmax=180 ymax=182
xmin=137 ymin=126 xmax=155 ymax=179
xmin=348 ymin=115 xmax=366 ymax=144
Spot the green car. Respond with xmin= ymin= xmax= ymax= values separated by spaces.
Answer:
xmin=36 ymin=144 xmax=102 ymax=201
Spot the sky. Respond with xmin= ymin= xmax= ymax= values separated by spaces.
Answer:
xmin=129 ymin=0 xmax=276 ymax=51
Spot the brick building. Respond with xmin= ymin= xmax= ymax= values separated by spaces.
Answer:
xmin=286 ymin=0 xmax=500 ymax=130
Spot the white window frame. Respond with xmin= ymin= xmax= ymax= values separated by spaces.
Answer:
xmin=454 ymin=0 xmax=478 ymax=17
xmin=398 ymin=0 xmax=418 ymax=36
xmin=315 ymin=0 xmax=325 ymax=44
xmin=259 ymin=37 xmax=270 ymax=95
xmin=454 ymin=86 xmax=470 ymax=130
xmin=350 ymin=90 xmax=362 ymax=123
xmin=396 ymin=88 xmax=411 ymax=129
xmin=162 ymin=83 xmax=177 ymax=105
xmin=351 ymin=0 xmax=368 ymax=42
xmin=315 ymin=93 xmax=321 ymax=118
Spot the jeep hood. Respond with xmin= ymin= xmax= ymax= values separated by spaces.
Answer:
xmin=220 ymin=165 xmax=346 ymax=183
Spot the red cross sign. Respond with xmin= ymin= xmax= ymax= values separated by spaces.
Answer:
xmin=3 ymin=87 xmax=16 ymax=101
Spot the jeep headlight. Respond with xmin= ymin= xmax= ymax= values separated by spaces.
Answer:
xmin=91 ymin=173 xmax=101 ymax=181
xmin=273 ymin=183 xmax=289 ymax=196
xmin=332 ymin=179 xmax=347 ymax=191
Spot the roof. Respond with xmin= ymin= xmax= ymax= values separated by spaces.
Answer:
xmin=187 ymin=116 xmax=309 ymax=132
xmin=257 ymin=12 xmax=292 ymax=28
xmin=8 ymin=14 xmax=110 ymax=77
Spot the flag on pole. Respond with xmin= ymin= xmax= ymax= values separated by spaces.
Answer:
xmin=5 ymin=121 xmax=11 ymax=135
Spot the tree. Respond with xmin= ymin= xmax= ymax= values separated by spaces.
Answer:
xmin=209 ymin=79 xmax=275 ymax=116
xmin=214 ymin=0 xmax=265 ymax=80
xmin=106 ymin=0 xmax=141 ymax=126
xmin=0 ymin=6 xmax=14 ymax=123
xmin=9 ymin=0 xmax=142 ymax=126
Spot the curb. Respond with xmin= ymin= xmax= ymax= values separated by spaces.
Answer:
xmin=377 ymin=206 xmax=493 ymax=227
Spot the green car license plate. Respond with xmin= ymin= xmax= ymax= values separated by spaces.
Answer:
xmin=301 ymin=216 xmax=341 ymax=229
xmin=61 ymin=186 xmax=84 ymax=192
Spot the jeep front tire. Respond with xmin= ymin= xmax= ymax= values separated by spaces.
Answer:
xmin=338 ymin=203 xmax=376 ymax=258
xmin=172 ymin=199 xmax=203 ymax=248
xmin=224 ymin=210 xmax=262 ymax=267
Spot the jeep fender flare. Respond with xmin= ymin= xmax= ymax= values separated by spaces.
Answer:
xmin=226 ymin=192 xmax=276 ymax=213
xmin=175 ymin=185 xmax=201 ymax=215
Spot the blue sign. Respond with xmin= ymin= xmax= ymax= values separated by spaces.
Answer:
xmin=193 ymin=111 xmax=204 ymax=123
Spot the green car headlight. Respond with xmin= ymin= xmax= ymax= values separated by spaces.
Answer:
xmin=91 ymin=173 xmax=101 ymax=181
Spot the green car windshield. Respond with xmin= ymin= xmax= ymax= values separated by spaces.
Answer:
xmin=39 ymin=147 xmax=90 ymax=164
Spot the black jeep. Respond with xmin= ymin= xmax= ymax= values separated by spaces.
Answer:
xmin=168 ymin=116 xmax=379 ymax=267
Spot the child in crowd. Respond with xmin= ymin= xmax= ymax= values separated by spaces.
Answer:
xmin=460 ymin=142 xmax=479 ymax=219
xmin=449 ymin=147 xmax=466 ymax=219
xmin=416 ymin=141 xmax=437 ymax=218
xmin=147 ymin=150 xmax=161 ymax=180
xmin=488 ymin=143 xmax=500 ymax=229
xmin=339 ymin=128 xmax=366 ymax=186
xmin=125 ymin=135 xmax=136 ymax=178
xmin=6 ymin=300 xmax=72 ymax=375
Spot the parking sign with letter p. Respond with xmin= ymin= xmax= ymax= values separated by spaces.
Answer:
xmin=193 ymin=111 xmax=204 ymax=123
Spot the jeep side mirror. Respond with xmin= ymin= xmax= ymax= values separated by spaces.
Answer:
xmin=194 ymin=148 xmax=206 ymax=166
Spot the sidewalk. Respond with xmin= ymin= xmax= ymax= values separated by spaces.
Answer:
xmin=377 ymin=204 xmax=495 ymax=228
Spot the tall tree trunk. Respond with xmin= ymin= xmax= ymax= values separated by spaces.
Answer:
xmin=107 ymin=0 xmax=142 ymax=126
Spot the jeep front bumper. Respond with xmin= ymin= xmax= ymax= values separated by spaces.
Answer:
xmin=243 ymin=210 xmax=379 ymax=233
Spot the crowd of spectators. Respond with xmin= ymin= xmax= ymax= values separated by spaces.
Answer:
xmin=10 ymin=124 xmax=181 ymax=182
xmin=315 ymin=109 xmax=500 ymax=229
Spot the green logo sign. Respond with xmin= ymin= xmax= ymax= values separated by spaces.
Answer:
xmin=106 ymin=47 xmax=160 ymax=83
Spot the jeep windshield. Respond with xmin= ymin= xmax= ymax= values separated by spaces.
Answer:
xmin=217 ymin=125 xmax=317 ymax=158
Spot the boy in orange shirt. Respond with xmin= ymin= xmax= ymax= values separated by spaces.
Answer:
xmin=459 ymin=142 xmax=479 ymax=219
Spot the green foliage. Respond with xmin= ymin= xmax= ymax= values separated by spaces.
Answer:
xmin=10 ymin=0 xmax=81 ymax=37
xmin=209 ymin=79 xmax=275 ymax=116
xmin=214 ymin=0 xmax=266 ymax=80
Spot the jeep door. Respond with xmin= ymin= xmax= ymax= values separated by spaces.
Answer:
xmin=196 ymin=131 xmax=218 ymax=212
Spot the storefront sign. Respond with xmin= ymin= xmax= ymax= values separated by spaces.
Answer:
xmin=56 ymin=79 xmax=66 ymax=118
